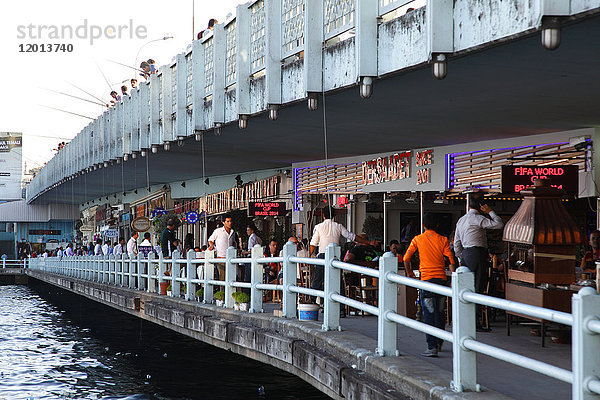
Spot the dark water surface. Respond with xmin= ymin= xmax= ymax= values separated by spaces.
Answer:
xmin=0 ymin=283 xmax=329 ymax=400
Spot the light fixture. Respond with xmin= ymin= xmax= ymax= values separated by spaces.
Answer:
xmin=541 ymin=17 xmax=561 ymax=50
xmin=214 ymin=123 xmax=222 ymax=136
xmin=163 ymin=142 xmax=171 ymax=151
xmin=204 ymin=178 xmax=210 ymax=185
xmin=104 ymin=161 xmax=109 ymax=168
xmin=140 ymin=150 xmax=145 ymax=157
xmin=238 ymin=115 xmax=248 ymax=130
xmin=359 ymin=77 xmax=373 ymax=99
xmin=151 ymin=145 xmax=158 ymax=153
xmin=134 ymin=189 xmax=138 ymax=194
xmin=177 ymin=136 xmax=185 ymax=147
xmin=123 ymin=154 xmax=129 ymax=162
xmin=268 ymin=104 xmax=279 ymax=121
xmin=432 ymin=54 xmax=447 ymax=80
xmin=116 ymin=157 xmax=121 ymax=164
xmin=181 ymin=181 xmax=186 ymax=188
xmin=133 ymin=151 xmax=139 ymax=159
xmin=307 ymin=93 xmax=318 ymax=110
xmin=406 ymin=192 xmax=418 ymax=204
xmin=195 ymin=133 xmax=202 ymax=141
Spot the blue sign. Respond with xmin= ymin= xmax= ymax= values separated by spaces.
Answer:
xmin=186 ymin=211 xmax=199 ymax=224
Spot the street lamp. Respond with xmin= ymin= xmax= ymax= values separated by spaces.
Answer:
xmin=134 ymin=36 xmax=174 ymax=78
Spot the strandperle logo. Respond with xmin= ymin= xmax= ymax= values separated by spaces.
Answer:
xmin=16 ymin=19 xmax=148 ymax=45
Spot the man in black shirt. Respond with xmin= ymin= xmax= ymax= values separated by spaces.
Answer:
xmin=161 ymin=218 xmax=176 ymax=258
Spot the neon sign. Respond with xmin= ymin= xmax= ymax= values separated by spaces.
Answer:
xmin=362 ymin=152 xmax=411 ymax=186
xmin=501 ymin=165 xmax=578 ymax=194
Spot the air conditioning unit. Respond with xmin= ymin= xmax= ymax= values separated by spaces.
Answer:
xmin=111 ymin=204 xmax=124 ymax=212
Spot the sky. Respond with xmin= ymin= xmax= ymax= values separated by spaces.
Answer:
xmin=0 ymin=0 xmax=244 ymax=173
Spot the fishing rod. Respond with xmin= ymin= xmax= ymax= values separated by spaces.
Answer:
xmin=43 ymin=88 xmax=107 ymax=107
xmin=95 ymin=61 xmax=114 ymax=94
xmin=39 ymin=105 xmax=94 ymax=120
xmin=106 ymin=59 xmax=146 ymax=74
xmin=68 ymin=82 xmax=110 ymax=105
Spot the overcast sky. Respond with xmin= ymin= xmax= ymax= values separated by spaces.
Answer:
xmin=0 ymin=0 xmax=243 ymax=172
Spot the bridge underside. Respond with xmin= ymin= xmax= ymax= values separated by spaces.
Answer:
xmin=36 ymin=14 xmax=600 ymax=204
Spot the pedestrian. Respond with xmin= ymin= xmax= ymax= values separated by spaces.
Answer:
xmin=241 ymin=224 xmax=262 ymax=291
xmin=184 ymin=233 xmax=195 ymax=254
xmin=161 ymin=218 xmax=177 ymax=258
xmin=580 ymin=230 xmax=600 ymax=277
xmin=113 ymin=237 xmax=126 ymax=256
xmin=65 ymin=243 xmax=75 ymax=257
xmin=94 ymin=238 xmax=102 ymax=255
xmin=404 ymin=213 xmax=456 ymax=357
xmin=127 ymin=231 xmax=139 ymax=257
xmin=309 ymin=207 xmax=378 ymax=297
xmin=208 ymin=213 xmax=238 ymax=280
xmin=101 ymin=240 xmax=109 ymax=256
xmin=453 ymin=193 xmax=504 ymax=331
xmin=121 ymin=85 xmax=128 ymax=97
xmin=139 ymin=61 xmax=151 ymax=79
xmin=147 ymin=59 xmax=157 ymax=74
xmin=197 ymin=18 xmax=218 ymax=40
xmin=130 ymin=78 xmax=138 ymax=89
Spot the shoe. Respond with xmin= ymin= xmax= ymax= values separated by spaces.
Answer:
xmin=421 ymin=348 xmax=438 ymax=357
xmin=476 ymin=326 xmax=492 ymax=332
xmin=436 ymin=342 xmax=443 ymax=352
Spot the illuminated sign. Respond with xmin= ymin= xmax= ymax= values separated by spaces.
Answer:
xmin=415 ymin=149 xmax=433 ymax=185
xmin=248 ymin=202 xmax=287 ymax=217
xmin=362 ymin=152 xmax=411 ymax=186
xmin=501 ymin=165 xmax=578 ymax=194
xmin=29 ymin=229 xmax=61 ymax=235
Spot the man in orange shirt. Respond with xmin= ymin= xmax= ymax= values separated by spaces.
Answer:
xmin=404 ymin=213 xmax=456 ymax=357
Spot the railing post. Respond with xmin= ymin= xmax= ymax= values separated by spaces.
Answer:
xmin=2 ymin=258 xmax=5 ymax=268
xmin=147 ymin=252 xmax=155 ymax=293
xmin=225 ymin=247 xmax=237 ymax=309
xmin=282 ymin=241 xmax=297 ymax=319
xmin=451 ymin=266 xmax=478 ymax=392
xmin=119 ymin=254 xmax=125 ymax=286
xmin=572 ymin=287 xmax=600 ymax=400
xmin=323 ymin=243 xmax=341 ymax=331
xmin=129 ymin=253 xmax=136 ymax=289
xmin=203 ymin=250 xmax=215 ymax=304
xmin=171 ymin=250 xmax=181 ymax=297
xmin=96 ymin=255 xmax=101 ymax=282
xmin=377 ymin=252 xmax=398 ymax=356
xmin=249 ymin=244 xmax=263 ymax=313
xmin=106 ymin=254 xmax=113 ymax=284
xmin=186 ymin=249 xmax=195 ymax=301
xmin=158 ymin=252 xmax=166 ymax=292
xmin=137 ymin=252 xmax=144 ymax=291
xmin=123 ymin=253 xmax=129 ymax=287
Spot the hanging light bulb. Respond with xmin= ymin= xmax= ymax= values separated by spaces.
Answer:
xmin=133 ymin=151 xmax=139 ymax=159
xmin=359 ymin=77 xmax=373 ymax=99
xmin=214 ymin=123 xmax=222 ymax=136
xmin=123 ymin=154 xmax=129 ymax=162
xmin=432 ymin=54 xmax=447 ymax=80
xmin=541 ymin=17 xmax=561 ymax=50
xmin=268 ymin=104 xmax=279 ymax=121
xmin=177 ymin=136 xmax=185 ymax=147
xmin=307 ymin=93 xmax=318 ymax=110
xmin=195 ymin=132 xmax=202 ymax=141
xmin=238 ymin=115 xmax=248 ymax=130
xmin=163 ymin=142 xmax=171 ymax=151
xmin=151 ymin=145 xmax=159 ymax=154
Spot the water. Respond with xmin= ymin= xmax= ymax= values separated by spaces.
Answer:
xmin=0 ymin=283 xmax=329 ymax=400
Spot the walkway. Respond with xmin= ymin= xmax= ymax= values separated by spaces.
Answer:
xmin=265 ymin=303 xmax=571 ymax=400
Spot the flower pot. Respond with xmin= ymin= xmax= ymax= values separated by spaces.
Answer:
xmin=159 ymin=282 xmax=169 ymax=295
xmin=215 ymin=299 xmax=224 ymax=307
xmin=234 ymin=303 xmax=240 ymax=310
xmin=239 ymin=303 xmax=248 ymax=312
xmin=167 ymin=291 xmax=172 ymax=297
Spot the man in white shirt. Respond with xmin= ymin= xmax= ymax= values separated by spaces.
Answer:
xmin=127 ymin=231 xmax=139 ymax=257
xmin=208 ymin=214 xmax=238 ymax=280
xmin=208 ymin=214 xmax=238 ymax=257
xmin=101 ymin=240 xmax=110 ymax=256
xmin=242 ymin=224 xmax=263 ymax=288
xmin=113 ymin=237 xmax=126 ymax=256
xmin=310 ymin=207 xmax=377 ymax=293
xmin=65 ymin=243 xmax=75 ymax=257
xmin=454 ymin=194 xmax=503 ymax=331
xmin=94 ymin=239 xmax=103 ymax=255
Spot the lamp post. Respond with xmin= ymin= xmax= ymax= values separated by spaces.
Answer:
xmin=133 ymin=36 xmax=174 ymax=78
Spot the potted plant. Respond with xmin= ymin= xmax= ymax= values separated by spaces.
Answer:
xmin=214 ymin=291 xmax=225 ymax=307
xmin=159 ymin=280 xmax=169 ymax=295
xmin=232 ymin=291 xmax=250 ymax=311
xmin=166 ymin=284 xmax=172 ymax=297
xmin=195 ymin=288 xmax=204 ymax=301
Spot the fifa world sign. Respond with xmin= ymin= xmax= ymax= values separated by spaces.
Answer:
xmin=0 ymin=132 xmax=23 ymax=200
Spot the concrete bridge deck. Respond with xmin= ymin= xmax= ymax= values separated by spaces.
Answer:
xmin=22 ymin=268 xmax=572 ymax=400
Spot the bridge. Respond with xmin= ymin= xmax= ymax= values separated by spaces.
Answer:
xmin=25 ymin=0 xmax=600 ymax=205
xmin=21 ymin=245 xmax=600 ymax=400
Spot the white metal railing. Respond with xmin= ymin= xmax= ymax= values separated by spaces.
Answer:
xmin=324 ymin=0 xmax=355 ymax=41
xmin=1 ymin=259 xmax=27 ymax=269
xmin=282 ymin=0 xmax=305 ymax=59
xmin=27 ymin=242 xmax=600 ymax=397
xmin=250 ymin=0 xmax=266 ymax=73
